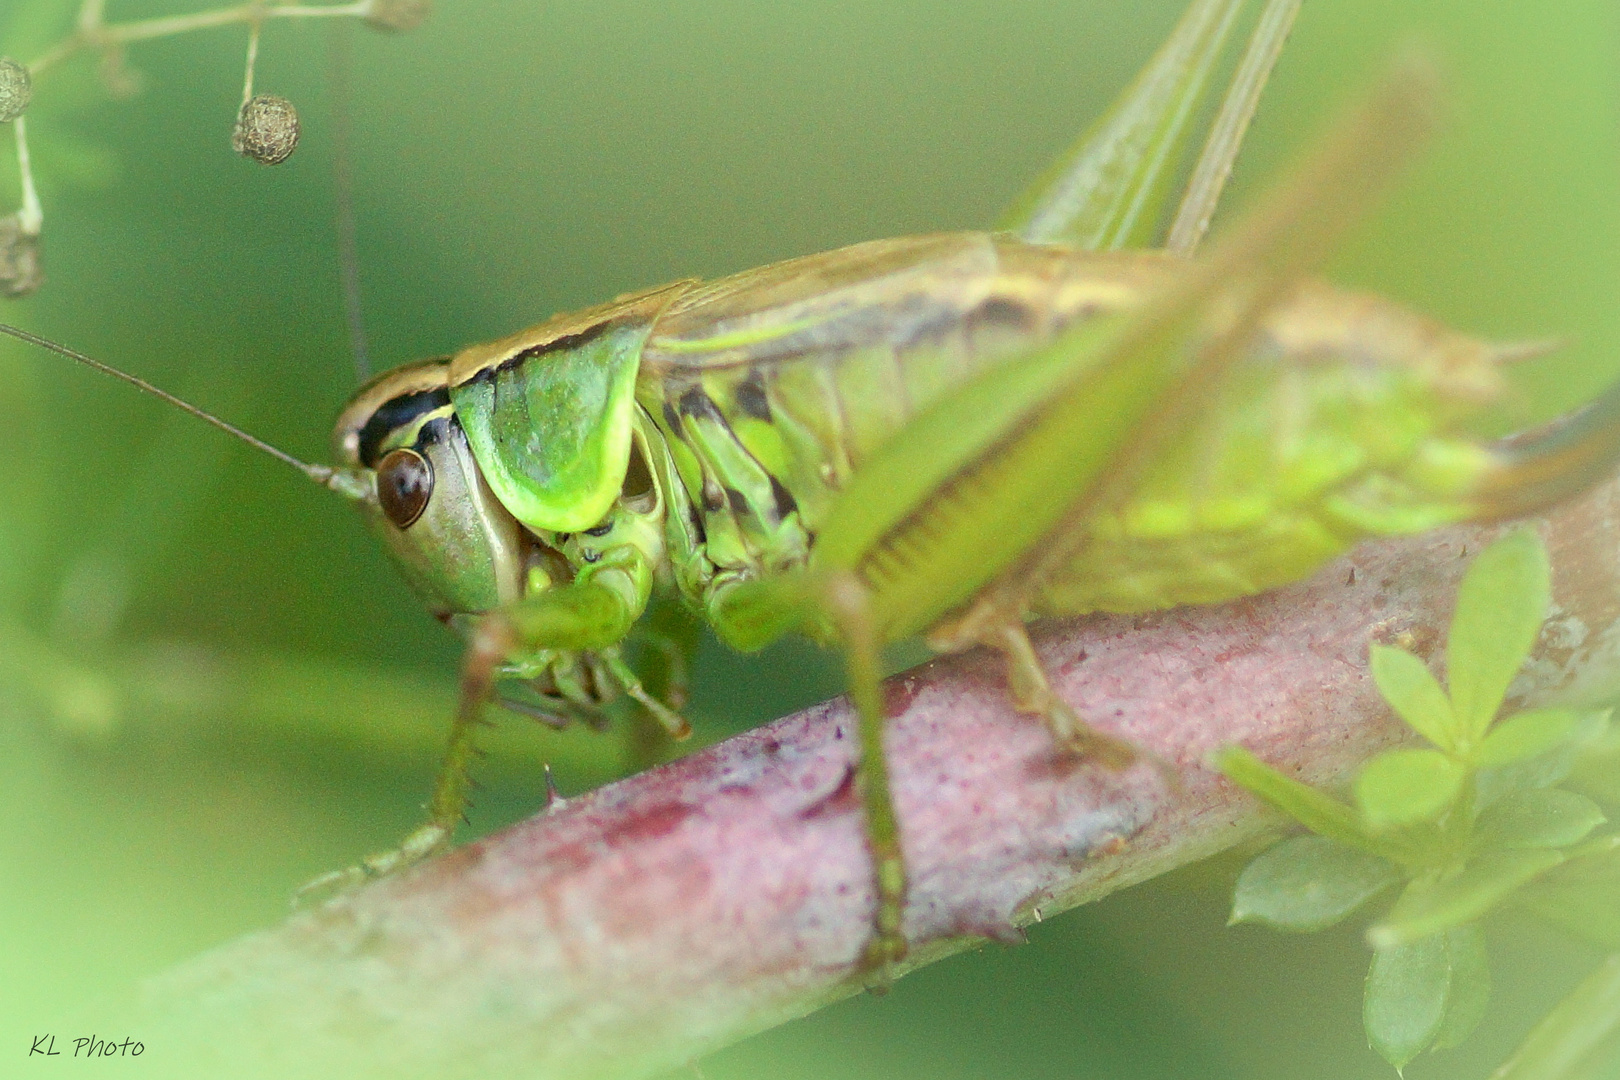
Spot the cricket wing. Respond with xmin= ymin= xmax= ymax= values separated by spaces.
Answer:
xmin=809 ymin=59 xmax=1442 ymax=641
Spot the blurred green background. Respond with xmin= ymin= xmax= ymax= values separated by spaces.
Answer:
xmin=0 ymin=0 xmax=1616 ymax=1077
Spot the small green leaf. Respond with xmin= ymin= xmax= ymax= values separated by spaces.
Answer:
xmin=1448 ymin=531 xmax=1550 ymax=743
xmin=1434 ymin=924 xmax=1492 ymax=1049
xmin=1476 ymin=789 xmax=1606 ymax=851
xmin=1566 ymin=713 xmax=1620 ymax=801
xmin=1478 ymin=709 xmax=1581 ymax=769
xmin=1489 ymin=953 xmax=1620 ymax=1080
xmin=1515 ymin=838 xmax=1620 ymax=949
xmin=1371 ymin=849 xmax=1565 ymax=948
xmin=1356 ymin=749 xmax=1466 ymax=830
xmin=1217 ymin=746 xmax=1395 ymax=856
xmin=1365 ymin=934 xmax=1451 ymax=1069
xmin=1231 ymin=835 xmax=1399 ymax=931
xmin=1517 ymin=881 xmax=1620 ymax=952
xmin=1370 ymin=644 xmax=1458 ymax=750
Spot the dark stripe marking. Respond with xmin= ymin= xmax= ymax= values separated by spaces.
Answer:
xmin=769 ymin=474 xmax=798 ymax=521
xmin=725 ymin=487 xmax=749 ymax=515
xmin=356 ymin=387 xmax=451 ymax=467
xmin=968 ymin=296 xmax=1037 ymax=333
xmin=463 ymin=322 xmax=617 ymax=387
xmin=414 ymin=415 xmax=450 ymax=450
xmin=734 ymin=375 xmax=771 ymax=421
xmin=679 ymin=386 xmax=724 ymax=422
xmin=661 ymin=399 xmax=685 ymax=439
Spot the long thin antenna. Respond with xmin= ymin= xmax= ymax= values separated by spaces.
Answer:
xmin=0 ymin=321 xmax=370 ymax=499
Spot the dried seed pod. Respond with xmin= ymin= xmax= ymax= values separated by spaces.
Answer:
xmin=0 ymin=214 xmax=43 ymax=297
xmin=0 ymin=57 xmax=32 ymax=123
xmin=232 ymin=95 xmax=300 ymax=165
xmin=364 ymin=0 xmax=432 ymax=33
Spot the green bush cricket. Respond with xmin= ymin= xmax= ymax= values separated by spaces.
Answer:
xmin=7 ymin=0 xmax=1620 ymax=981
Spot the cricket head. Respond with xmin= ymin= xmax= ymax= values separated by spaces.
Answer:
xmin=334 ymin=358 xmax=528 ymax=619
xmin=0 ymin=319 xmax=539 ymax=623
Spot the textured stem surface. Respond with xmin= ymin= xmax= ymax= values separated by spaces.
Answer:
xmin=127 ymin=479 xmax=1620 ymax=1080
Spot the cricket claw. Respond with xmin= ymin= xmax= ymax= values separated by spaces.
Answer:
xmin=1043 ymin=698 xmax=1184 ymax=794
xmin=859 ymin=929 xmax=907 ymax=995
xmin=1044 ymin=698 xmax=1137 ymax=769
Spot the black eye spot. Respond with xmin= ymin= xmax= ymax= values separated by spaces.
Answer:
xmin=377 ymin=448 xmax=433 ymax=529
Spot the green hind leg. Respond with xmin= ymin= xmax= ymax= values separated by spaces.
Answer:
xmin=709 ymin=571 xmax=909 ymax=982
xmin=926 ymin=600 xmax=1136 ymax=768
xmin=819 ymin=574 xmax=909 ymax=981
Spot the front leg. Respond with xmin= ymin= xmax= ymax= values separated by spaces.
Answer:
xmin=299 ymin=574 xmax=641 ymax=900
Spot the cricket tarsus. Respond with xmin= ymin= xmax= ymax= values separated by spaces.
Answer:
xmin=821 ymin=573 xmax=908 ymax=981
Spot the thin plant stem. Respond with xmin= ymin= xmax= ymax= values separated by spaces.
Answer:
xmin=6 ymin=0 xmax=386 ymax=299
xmin=28 ymin=2 xmax=371 ymax=77
xmin=13 ymin=117 xmax=41 ymax=236
xmin=240 ymin=18 xmax=262 ymax=107
xmin=76 ymin=0 xmax=107 ymax=36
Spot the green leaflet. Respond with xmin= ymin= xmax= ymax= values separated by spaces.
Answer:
xmin=1448 ymin=529 xmax=1551 ymax=745
xmin=1355 ymin=749 xmax=1466 ymax=830
xmin=1223 ymin=531 xmax=1618 ymax=1072
xmin=1476 ymin=789 xmax=1606 ymax=852
xmin=1215 ymin=746 xmax=1415 ymax=862
xmin=1479 ymin=708 xmax=1583 ymax=769
xmin=1370 ymin=850 xmax=1565 ymax=948
xmin=1364 ymin=932 xmax=1452 ymax=1070
xmin=1230 ymin=835 xmax=1398 ymax=931
xmin=1432 ymin=925 xmax=1492 ymax=1051
xmin=1369 ymin=644 xmax=1456 ymax=752
xmin=1364 ymin=925 xmax=1491 ymax=1069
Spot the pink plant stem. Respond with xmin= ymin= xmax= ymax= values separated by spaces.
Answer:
xmin=132 ymin=479 xmax=1620 ymax=1080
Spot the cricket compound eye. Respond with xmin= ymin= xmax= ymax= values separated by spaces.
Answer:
xmin=377 ymin=448 xmax=434 ymax=529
